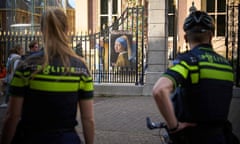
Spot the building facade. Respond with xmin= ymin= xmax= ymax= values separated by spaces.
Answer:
xmin=0 ymin=0 xmax=237 ymax=56
xmin=0 ymin=0 xmax=75 ymax=32
xmin=0 ymin=0 xmax=239 ymax=87
xmin=169 ymin=0 xmax=238 ymax=61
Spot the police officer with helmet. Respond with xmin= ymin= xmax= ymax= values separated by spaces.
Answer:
xmin=152 ymin=10 xmax=235 ymax=144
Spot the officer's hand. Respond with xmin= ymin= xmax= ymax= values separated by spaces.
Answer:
xmin=170 ymin=122 xmax=197 ymax=133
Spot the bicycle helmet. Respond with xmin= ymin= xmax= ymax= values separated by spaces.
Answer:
xmin=183 ymin=11 xmax=214 ymax=33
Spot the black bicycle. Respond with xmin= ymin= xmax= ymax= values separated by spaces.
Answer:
xmin=146 ymin=117 xmax=171 ymax=144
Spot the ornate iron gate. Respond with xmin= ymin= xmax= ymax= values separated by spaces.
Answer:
xmin=0 ymin=6 xmax=146 ymax=85
xmin=226 ymin=2 xmax=240 ymax=87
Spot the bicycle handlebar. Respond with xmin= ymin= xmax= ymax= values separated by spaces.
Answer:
xmin=146 ymin=117 xmax=168 ymax=130
xmin=146 ymin=117 xmax=172 ymax=144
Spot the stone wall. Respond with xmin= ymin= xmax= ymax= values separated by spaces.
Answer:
xmin=229 ymin=88 xmax=240 ymax=140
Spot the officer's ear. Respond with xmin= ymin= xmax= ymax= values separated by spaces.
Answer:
xmin=207 ymin=31 xmax=213 ymax=43
xmin=184 ymin=34 xmax=188 ymax=43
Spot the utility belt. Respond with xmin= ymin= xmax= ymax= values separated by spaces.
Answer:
xmin=16 ymin=123 xmax=75 ymax=135
xmin=178 ymin=121 xmax=226 ymax=135
xmin=197 ymin=121 xmax=226 ymax=128
xmin=169 ymin=126 xmax=224 ymax=144
xmin=12 ymin=126 xmax=77 ymax=144
xmin=169 ymin=121 xmax=239 ymax=144
xmin=190 ymin=124 xmax=224 ymax=135
xmin=16 ymin=120 xmax=76 ymax=134
xmin=32 ymin=128 xmax=76 ymax=134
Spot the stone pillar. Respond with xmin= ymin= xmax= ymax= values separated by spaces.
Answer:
xmin=143 ymin=0 xmax=168 ymax=96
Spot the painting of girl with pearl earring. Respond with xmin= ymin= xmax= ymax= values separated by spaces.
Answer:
xmin=111 ymin=31 xmax=134 ymax=68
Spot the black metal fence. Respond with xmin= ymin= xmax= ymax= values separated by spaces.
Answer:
xmin=0 ymin=6 xmax=147 ymax=85
xmin=226 ymin=3 xmax=240 ymax=87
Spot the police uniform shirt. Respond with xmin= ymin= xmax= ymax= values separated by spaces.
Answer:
xmin=9 ymin=51 xmax=94 ymax=131
xmin=162 ymin=44 xmax=234 ymax=122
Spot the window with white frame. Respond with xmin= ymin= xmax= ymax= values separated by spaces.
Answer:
xmin=100 ymin=0 xmax=119 ymax=31
xmin=202 ymin=0 xmax=226 ymax=36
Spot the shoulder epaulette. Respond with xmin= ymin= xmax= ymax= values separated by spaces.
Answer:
xmin=174 ymin=51 xmax=198 ymax=66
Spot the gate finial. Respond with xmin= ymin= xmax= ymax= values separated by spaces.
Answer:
xmin=189 ymin=1 xmax=197 ymax=13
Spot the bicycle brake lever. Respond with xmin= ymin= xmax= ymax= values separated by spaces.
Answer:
xmin=146 ymin=117 xmax=160 ymax=129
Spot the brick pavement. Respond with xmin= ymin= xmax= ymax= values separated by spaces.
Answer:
xmin=78 ymin=96 xmax=165 ymax=144
xmin=0 ymin=95 xmax=165 ymax=144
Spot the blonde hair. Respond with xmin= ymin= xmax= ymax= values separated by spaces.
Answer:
xmin=40 ymin=8 xmax=86 ymax=71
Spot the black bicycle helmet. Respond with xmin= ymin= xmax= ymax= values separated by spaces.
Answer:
xmin=183 ymin=11 xmax=214 ymax=33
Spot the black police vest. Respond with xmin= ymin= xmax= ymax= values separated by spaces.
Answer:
xmin=172 ymin=47 xmax=233 ymax=123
